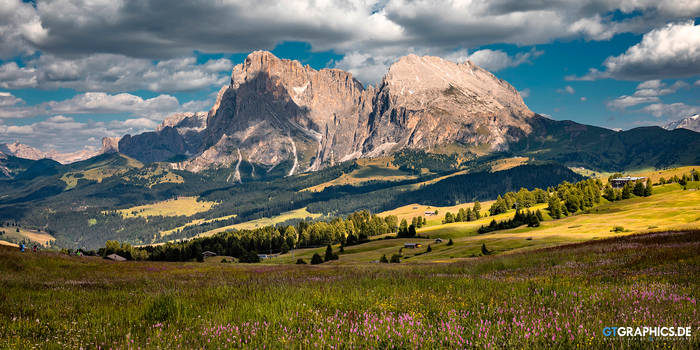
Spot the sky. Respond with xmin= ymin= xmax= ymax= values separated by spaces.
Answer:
xmin=1 ymin=0 xmax=700 ymax=153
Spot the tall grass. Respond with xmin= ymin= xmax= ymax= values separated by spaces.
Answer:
xmin=0 ymin=231 xmax=698 ymax=349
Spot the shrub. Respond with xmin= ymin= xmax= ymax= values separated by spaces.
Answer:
xmin=311 ymin=253 xmax=323 ymax=265
xmin=295 ymin=258 xmax=307 ymax=264
xmin=612 ymin=226 xmax=625 ymax=233
xmin=447 ymin=238 xmax=454 ymax=246
xmin=390 ymin=254 xmax=401 ymax=263
xmin=239 ymin=250 xmax=260 ymax=263
xmin=379 ymin=254 xmax=389 ymax=263
xmin=144 ymin=294 xmax=179 ymax=323
xmin=324 ymin=245 xmax=338 ymax=262
xmin=220 ymin=258 xmax=228 ymax=263
xmin=481 ymin=243 xmax=490 ymax=255
xmin=426 ymin=244 xmax=432 ymax=253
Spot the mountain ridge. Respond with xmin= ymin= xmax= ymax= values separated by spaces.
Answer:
xmin=113 ymin=51 xmax=534 ymax=176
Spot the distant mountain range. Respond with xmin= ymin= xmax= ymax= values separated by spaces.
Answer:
xmin=0 ymin=142 xmax=100 ymax=164
xmin=664 ymin=114 xmax=700 ymax=132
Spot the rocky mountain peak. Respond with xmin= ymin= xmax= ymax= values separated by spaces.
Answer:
xmin=112 ymin=51 xmax=537 ymax=178
xmin=664 ymin=114 xmax=700 ymax=132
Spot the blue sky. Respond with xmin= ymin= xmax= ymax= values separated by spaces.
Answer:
xmin=1 ymin=1 xmax=699 ymax=153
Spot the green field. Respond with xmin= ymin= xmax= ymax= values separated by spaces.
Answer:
xmin=1 ymin=230 xmax=697 ymax=348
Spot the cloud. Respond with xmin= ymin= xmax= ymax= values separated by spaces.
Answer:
xmin=519 ymin=88 xmax=530 ymax=98
xmin=0 ymin=92 xmax=24 ymax=107
xmin=333 ymin=52 xmax=402 ymax=86
xmin=570 ymin=22 xmax=700 ymax=81
xmin=463 ymin=48 xmax=543 ymax=72
xmin=580 ymin=97 xmax=587 ymax=102
xmin=0 ymin=62 xmax=37 ymax=89
xmin=557 ymin=86 xmax=575 ymax=94
xmin=0 ymin=92 xmax=210 ymax=121
xmin=47 ymin=92 xmax=181 ymax=120
xmin=0 ymin=54 xmax=232 ymax=92
xmin=607 ymin=95 xmax=660 ymax=110
xmin=0 ymin=115 xmax=160 ymax=153
xmin=0 ymin=0 xmax=46 ymax=59
xmin=2 ymin=0 xmax=699 ymax=84
xmin=642 ymin=103 xmax=700 ymax=119
xmin=607 ymin=79 xmax=689 ymax=109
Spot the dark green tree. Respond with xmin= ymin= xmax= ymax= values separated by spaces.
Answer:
xmin=481 ymin=243 xmax=489 ymax=255
xmin=644 ymin=178 xmax=653 ymax=197
xmin=473 ymin=201 xmax=482 ymax=219
xmin=311 ymin=253 xmax=323 ymax=265
xmin=633 ymin=181 xmax=645 ymax=197
xmin=324 ymin=244 xmax=338 ymax=262
xmin=547 ymin=195 xmax=562 ymax=219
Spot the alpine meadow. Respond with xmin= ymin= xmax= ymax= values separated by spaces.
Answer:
xmin=1 ymin=1 xmax=700 ymax=349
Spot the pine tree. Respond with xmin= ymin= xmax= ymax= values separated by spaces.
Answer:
xmin=473 ymin=201 xmax=482 ymax=219
xmin=458 ymin=208 xmax=466 ymax=222
xmin=426 ymin=244 xmax=432 ymax=253
xmin=633 ymin=181 xmax=645 ymax=197
xmin=447 ymin=238 xmax=454 ymax=246
xmin=324 ymin=244 xmax=338 ymax=261
xmin=379 ymin=254 xmax=389 ymax=263
xmin=398 ymin=219 xmax=408 ymax=237
xmin=481 ymin=243 xmax=489 ymax=255
xmin=621 ymin=183 xmax=632 ymax=199
xmin=547 ymin=196 xmax=562 ymax=219
xmin=644 ymin=178 xmax=653 ymax=197
xmin=603 ymin=185 xmax=616 ymax=201
xmin=408 ymin=224 xmax=417 ymax=237
xmin=466 ymin=207 xmax=475 ymax=221
xmin=311 ymin=253 xmax=323 ymax=264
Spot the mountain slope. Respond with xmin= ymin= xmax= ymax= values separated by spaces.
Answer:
xmin=512 ymin=115 xmax=700 ymax=170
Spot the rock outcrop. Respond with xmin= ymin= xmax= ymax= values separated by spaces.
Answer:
xmin=117 ymin=112 xmax=208 ymax=163
xmin=113 ymin=51 xmax=534 ymax=175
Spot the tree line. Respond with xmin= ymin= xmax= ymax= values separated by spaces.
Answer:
xmin=99 ymin=210 xmax=399 ymax=262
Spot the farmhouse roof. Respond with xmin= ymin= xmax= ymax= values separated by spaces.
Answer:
xmin=105 ymin=253 xmax=126 ymax=261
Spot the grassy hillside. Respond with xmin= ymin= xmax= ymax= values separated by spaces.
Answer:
xmin=302 ymin=157 xmax=418 ymax=192
xmin=1 ymin=230 xmax=697 ymax=348
xmin=271 ymin=184 xmax=699 ymax=264
xmin=0 ymin=226 xmax=54 ymax=246
xmin=113 ymin=196 xmax=217 ymax=219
